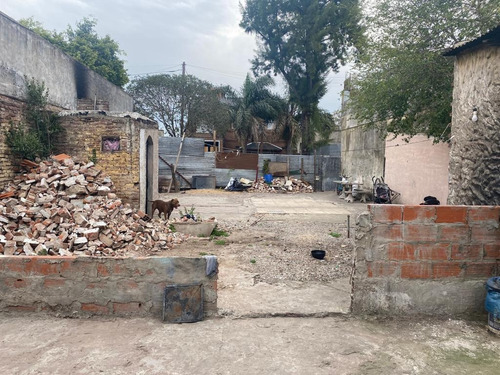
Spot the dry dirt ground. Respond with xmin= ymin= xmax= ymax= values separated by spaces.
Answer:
xmin=1 ymin=191 xmax=499 ymax=374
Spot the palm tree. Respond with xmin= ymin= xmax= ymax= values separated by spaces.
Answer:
xmin=230 ymin=74 xmax=285 ymax=153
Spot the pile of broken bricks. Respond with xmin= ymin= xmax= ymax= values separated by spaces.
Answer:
xmin=249 ymin=177 xmax=313 ymax=193
xmin=0 ymin=155 xmax=187 ymax=257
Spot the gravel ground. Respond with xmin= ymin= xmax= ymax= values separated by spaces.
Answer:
xmin=159 ymin=199 xmax=357 ymax=284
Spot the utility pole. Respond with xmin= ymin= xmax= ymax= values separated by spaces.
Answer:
xmin=180 ymin=61 xmax=186 ymax=136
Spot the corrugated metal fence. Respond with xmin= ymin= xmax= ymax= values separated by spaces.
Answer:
xmin=158 ymin=137 xmax=341 ymax=191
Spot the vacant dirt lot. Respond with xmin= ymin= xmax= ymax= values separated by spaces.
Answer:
xmin=158 ymin=190 xmax=365 ymax=284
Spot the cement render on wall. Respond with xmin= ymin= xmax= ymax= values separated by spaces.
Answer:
xmin=385 ymin=135 xmax=450 ymax=205
xmin=0 ymin=256 xmax=218 ymax=318
xmin=448 ymin=45 xmax=500 ymax=205
xmin=0 ymin=11 xmax=132 ymax=111
xmin=341 ymin=124 xmax=385 ymax=186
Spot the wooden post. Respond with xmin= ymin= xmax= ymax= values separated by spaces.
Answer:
xmin=168 ymin=133 xmax=185 ymax=193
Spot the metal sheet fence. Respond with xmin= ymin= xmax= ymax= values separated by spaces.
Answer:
xmin=158 ymin=137 xmax=341 ymax=191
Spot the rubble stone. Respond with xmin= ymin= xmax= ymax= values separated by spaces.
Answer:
xmin=0 ymin=155 xmax=188 ymax=257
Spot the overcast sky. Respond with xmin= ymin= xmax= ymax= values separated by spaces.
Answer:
xmin=2 ymin=0 xmax=348 ymax=112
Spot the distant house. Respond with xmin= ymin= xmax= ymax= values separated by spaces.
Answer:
xmin=444 ymin=25 xmax=500 ymax=205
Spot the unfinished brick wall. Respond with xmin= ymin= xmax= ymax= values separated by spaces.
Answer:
xmin=0 ymin=256 xmax=218 ymax=318
xmin=353 ymin=204 xmax=499 ymax=316
xmin=56 ymin=112 xmax=157 ymax=209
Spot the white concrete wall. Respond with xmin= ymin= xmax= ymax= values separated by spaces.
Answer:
xmin=384 ymin=134 xmax=450 ymax=205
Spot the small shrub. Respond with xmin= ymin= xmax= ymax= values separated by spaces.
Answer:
xmin=214 ymin=239 xmax=226 ymax=245
xmin=5 ymin=124 xmax=45 ymax=160
xmin=199 ymin=252 xmax=208 ymax=256
xmin=250 ymin=259 xmax=256 ymax=264
xmin=211 ymin=225 xmax=229 ymax=238
xmin=329 ymin=232 xmax=341 ymax=238
xmin=169 ymin=224 xmax=177 ymax=232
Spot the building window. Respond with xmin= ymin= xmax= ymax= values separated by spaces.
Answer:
xmin=102 ymin=136 xmax=120 ymax=152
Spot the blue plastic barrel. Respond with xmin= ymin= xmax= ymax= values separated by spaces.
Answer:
xmin=485 ymin=277 xmax=500 ymax=335
xmin=264 ymin=174 xmax=273 ymax=184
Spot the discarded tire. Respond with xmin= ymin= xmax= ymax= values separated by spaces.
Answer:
xmin=485 ymin=277 xmax=500 ymax=335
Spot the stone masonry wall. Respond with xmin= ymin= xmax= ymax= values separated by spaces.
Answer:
xmin=448 ymin=45 xmax=500 ymax=205
xmin=0 ymin=256 xmax=218 ymax=318
xmin=56 ymin=112 xmax=157 ymax=209
xmin=353 ymin=204 xmax=499 ymax=316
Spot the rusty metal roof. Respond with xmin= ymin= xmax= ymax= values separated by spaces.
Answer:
xmin=443 ymin=25 xmax=500 ymax=56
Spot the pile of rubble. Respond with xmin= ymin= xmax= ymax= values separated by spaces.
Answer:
xmin=0 ymin=155 xmax=187 ymax=257
xmin=249 ymin=177 xmax=313 ymax=193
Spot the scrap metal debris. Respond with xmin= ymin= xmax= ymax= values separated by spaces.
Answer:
xmin=0 ymin=155 xmax=187 ymax=257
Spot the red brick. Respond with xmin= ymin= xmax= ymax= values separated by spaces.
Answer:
xmin=81 ymin=303 xmax=109 ymax=314
xmin=4 ymin=278 xmax=27 ymax=288
xmin=7 ymin=305 xmax=36 ymax=312
xmin=436 ymin=206 xmax=467 ymax=224
xmin=401 ymin=262 xmax=432 ymax=279
xmin=36 ymin=263 xmax=60 ymax=275
xmin=404 ymin=224 xmax=438 ymax=242
xmin=403 ymin=206 xmax=436 ymax=223
xmin=417 ymin=243 xmax=449 ymax=260
xmin=471 ymin=227 xmax=499 ymax=243
xmin=484 ymin=243 xmax=500 ymax=259
xmin=370 ymin=205 xmax=403 ymax=223
xmin=450 ymin=244 xmax=483 ymax=260
xmin=438 ymin=225 xmax=469 ymax=243
xmin=387 ymin=243 xmax=415 ymax=260
xmin=113 ymin=302 xmax=143 ymax=313
xmin=97 ymin=263 xmax=109 ymax=277
xmin=372 ymin=225 xmax=403 ymax=242
xmin=468 ymin=206 xmax=500 ymax=224
xmin=433 ymin=262 xmax=462 ymax=278
xmin=464 ymin=262 xmax=498 ymax=277
xmin=43 ymin=279 xmax=66 ymax=288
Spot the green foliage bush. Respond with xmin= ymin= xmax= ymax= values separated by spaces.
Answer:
xmin=5 ymin=77 xmax=62 ymax=161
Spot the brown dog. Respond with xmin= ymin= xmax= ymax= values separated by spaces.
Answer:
xmin=151 ymin=198 xmax=180 ymax=220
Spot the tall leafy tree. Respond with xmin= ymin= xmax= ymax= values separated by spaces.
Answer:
xmin=229 ymin=74 xmax=286 ymax=152
xmin=127 ymin=74 xmax=232 ymax=137
xmin=20 ymin=17 xmax=128 ymax=87
xmin=240 ymin=0 xmax=363 ymax=153
xmin=349 ymin=0 xmax=500 ymax=139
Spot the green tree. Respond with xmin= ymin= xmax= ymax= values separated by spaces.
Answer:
xmin=240 ymin=0 xmax=363 ymax=153
xmin=349 ymin=0 xmax=500 ymax=140
xmin=229 ymin=75 xmax=285 ymax=152
xmin=127 ymin=74 xmax=232 ymax=137
xmin=20 ymin=17 xmax=128 ymax=87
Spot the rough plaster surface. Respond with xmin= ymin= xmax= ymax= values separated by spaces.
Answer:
xmin=448 ymin=45 xmax=500 ymax=205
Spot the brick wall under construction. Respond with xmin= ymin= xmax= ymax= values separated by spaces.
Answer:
xmin=353 ymin=204 xmax=500 ymax=317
